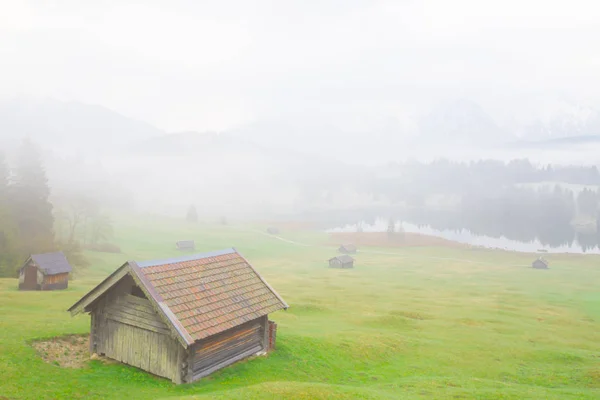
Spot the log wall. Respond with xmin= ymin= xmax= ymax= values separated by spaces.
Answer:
xmin=189 ymin=316 xmax=267 ymax=382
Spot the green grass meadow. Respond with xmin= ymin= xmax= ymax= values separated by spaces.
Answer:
xmin=1 ymin=215 xmax=600 ymax=399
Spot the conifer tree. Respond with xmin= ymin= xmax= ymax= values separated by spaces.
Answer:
xmin=0 ymin=152 xmax=17 ymax=276
xmin=10 ymin=139 xmax=55 ymax=256
xmin=186 ymin=204 xmax=198 ymax=223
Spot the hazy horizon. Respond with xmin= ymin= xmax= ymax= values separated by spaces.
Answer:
xmin=2 ymin=0 xmax=600 ymax=135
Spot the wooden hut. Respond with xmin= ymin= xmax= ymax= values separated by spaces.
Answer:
xmin=329 ymin=255 xmax=354 ymax=269
xmin=338 ymin=244 xmax=357 ymax=254
xmin=18 ymin=252 xmax=72 ymax=291
xmin=175 ymin=240 xmax=195 ymax=251
xmin=68 ymin=248 xmax=288 ymax=384
xmin=532 ymin=257 xmax=549 ymax=269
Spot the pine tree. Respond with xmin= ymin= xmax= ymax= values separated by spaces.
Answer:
xmin=0 ymin=152 xmax=17 ymax=276
xmin=10 ymin=139 xmax=55 ymax=256
xmin=387 ymin=217 xmax=395 ymax=239
xmin=186 ymin=204 xmax=198 ymax=223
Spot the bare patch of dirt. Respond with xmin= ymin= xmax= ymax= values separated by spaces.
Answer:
xmin=329 ymin=232 xmax=466 ymax=249
xmin=31 ymin=334 xmax=91 ymax=368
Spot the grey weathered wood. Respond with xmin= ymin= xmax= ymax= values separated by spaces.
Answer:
xmin=99 ymin=318 xmax=180 ymax=381
xmin=126 ymin=264 xmax=193 ymax=347
xmin=192 ymin=345 xmax=263 ymax=381
xmin=116 ymin=298 xmax=156 ymax=314
xmin=190 ymin=318 xmax=264 ymax=380
xmin=122 ymin=293 xmax=152 ymax=306
xmin=89 ymin=312 xmax=96 ymax=354
xmin=105 ymin=301 xmax=167 ymax=328
xmin=69 ymin=266 xmax=130 ymax=315
xmin=104 ymin=309 xmax=171 ymax=335
xmin=261 ymin=315 xmax=269 ymax=350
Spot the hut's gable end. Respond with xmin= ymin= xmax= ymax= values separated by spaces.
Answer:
xmin=18 ymin=262 xmax=40 ymax=290
xmin=69 ymin=265 xmax=131 ymax=316
xmin=97 ymin=275 xmax=171 ymax=335
xmin=329 ymin=255 xmax=354 ymax=268
xmin=89 ymin=275 xmax=184 ymax=383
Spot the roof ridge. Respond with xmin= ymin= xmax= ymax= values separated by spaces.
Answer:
xmin=136 ymin=248 xmax=236 ymax=268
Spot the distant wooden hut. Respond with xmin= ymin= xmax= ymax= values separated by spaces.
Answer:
xmin=338 ymin=244 xmax=357 ymax=254
xmin=329 ymin=255 xmax=354 ymax=269
xmin=18 ymin=252 xmax=73 ymax=291
xmin=266 ymin=227 xmax=280 ymax=235
xmin=176 ymin=240 xmax=195 ymax=251
xmin=68 ymin=248 xmax=288 ymax=384
xmin=532 ymin=257 xmax=549 ymax=269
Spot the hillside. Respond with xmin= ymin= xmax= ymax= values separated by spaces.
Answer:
xmin=0 ymin=98 xmax=165 ymax=156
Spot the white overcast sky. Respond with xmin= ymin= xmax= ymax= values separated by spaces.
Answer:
xmin=1 ymin=0 xmax=599 ymax=131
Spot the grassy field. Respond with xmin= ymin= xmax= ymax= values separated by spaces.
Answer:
xmin=1 ymin=214 xmax=600 ymax=399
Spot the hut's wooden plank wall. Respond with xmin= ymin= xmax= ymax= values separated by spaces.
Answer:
xmin=190 ymin=317 xmax=266 ymax=381
xmin=91 ymin=276 xmax=182 ymax=382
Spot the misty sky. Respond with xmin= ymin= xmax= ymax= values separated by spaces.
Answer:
xmin=1 ymin=0 xmax=599 ymax=132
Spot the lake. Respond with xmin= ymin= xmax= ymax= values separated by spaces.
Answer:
xmin=326 ymin=217 xmax=600 ymax=255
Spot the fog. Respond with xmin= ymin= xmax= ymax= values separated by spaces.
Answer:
xmin=1 ymin=1 xmax=600 ymax=231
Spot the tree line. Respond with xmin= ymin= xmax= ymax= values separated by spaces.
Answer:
xmin=406 ymin=185 xmax=600 ymax=250
xmin=0 ymin=140 xmax=115 ymax=277
xmin=370 ymin=159 xmax=600 ymax=205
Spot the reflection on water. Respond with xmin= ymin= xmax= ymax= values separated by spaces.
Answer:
xmin=327 ymin=217 xmax=600 ymax=255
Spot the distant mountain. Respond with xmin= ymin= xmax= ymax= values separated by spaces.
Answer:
xmin=224 ymin=115 xmax=416 ymax=166
xmin=126 ymin=130 xmax=349 ymax=173
xmin=519 ymin=109 xmax=600 ymax=140
xmin=508 ymin=134 xmax=600 ymax=149
xmin=120 ymin=130 xmax=372 ymax=216
xmin=0 ymin=98 xmax=165 ymax=156
xmin=510 ymin=96 xmax=600 ymax=140
xmin=416 ymin=99 xmax=509 ymax=146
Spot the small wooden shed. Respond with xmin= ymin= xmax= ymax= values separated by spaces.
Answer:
xmin=532 ymin=257 xmax=549 ymax=269
xmin=175 ymin=240 xmax=195 ymax=251
xmin=68 ymin=248 xmax=288 ymax=384
xmin=338 ymin=244 xmax=357 ymax=254
xmin=329 ymin=255 xmax=354 ymax=269
xmin=266 ymin=227 xmax=280 ymax=235
xmin=18 ymin=251 xmax=72 ymax=291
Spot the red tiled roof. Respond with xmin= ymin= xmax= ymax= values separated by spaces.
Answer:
xmin=136 ymin=249 xmax=288 ymax=342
